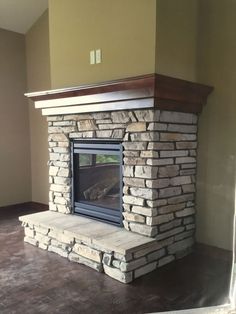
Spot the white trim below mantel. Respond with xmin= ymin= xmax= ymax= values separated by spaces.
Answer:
xmin=40 ymin=98 xmax=154 ymax=116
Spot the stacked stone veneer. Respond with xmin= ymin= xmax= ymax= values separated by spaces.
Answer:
xmin=48 ymin=109 xmax=197 ymax=236
xmin=23 ymin=108 xmax=199 ymax=280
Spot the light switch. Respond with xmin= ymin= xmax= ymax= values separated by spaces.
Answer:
xmin=90 ymin=50 xmax=95 ymax=65
xmin=96 ymin=49 xmax=102 ymax=64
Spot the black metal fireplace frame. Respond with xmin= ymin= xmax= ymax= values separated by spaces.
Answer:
xmin=71 ymin=139 xmax=123 ymax=226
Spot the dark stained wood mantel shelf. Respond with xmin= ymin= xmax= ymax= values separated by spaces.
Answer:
xmin=25 ymin=74 xmax=213 ymax=116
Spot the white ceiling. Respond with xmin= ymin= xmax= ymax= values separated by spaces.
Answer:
xmin=0 ymin=0 xmax=48 ymax=34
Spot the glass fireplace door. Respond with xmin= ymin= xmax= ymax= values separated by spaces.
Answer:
xmin=72 ymin=141 xmax=123 ymax=226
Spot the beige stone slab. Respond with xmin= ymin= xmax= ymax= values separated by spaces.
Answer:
xmin=45 ymin=214 xmax=93 ymax=230
xmin=19 ymin=211 xmax=61 ymax=226
xmin=64 ymin=222 xmax=120 ymax=245
xmin=93 ymin=229 xmax=155 ymax=254
xmin=19 ymin=211 xmax=156 ymax=255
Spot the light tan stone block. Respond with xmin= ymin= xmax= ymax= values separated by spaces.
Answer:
xmin=129 ymin=223 xmax=157 ymax=237
xmin=147 ymin=158 xmax=173 ymax=166
xmin=148 ymin=142 xmax=174 ymax=150
xmin=158 ymin=203 xmax=185 ymax=214
xmin=123 ymin=142 xmax=147 ymax=151
xmin=34 ymin=226 xmax=49 ymax=235
xmin=103 ymin=265 xmax=133 ymax=283
xmin=50 ymin=184 xmax=70 ymax=193
xmin=123 ymin=195 xmax=144 ymax=206
xmin=77 ymin=120 xmax=97 ymax=131
xmin=175 ymin=231 xmax=194 ymax=242
xmin=124 ymin=157 xmax=146 ymax=165
xmin=158 ymin=255 xmax=175 ymax=267
xmin=167 ymin=237 xmax=194 ymax=254
xmin=126 ymin=122 xmax=146 ymax=132
xmin=156 ymin=227 xmax=185 ymax=241
xmin=159 ymin=187 xmax=181 ymax=198
xmin=168 ymin=194 xmax=194 ymax=205
xmin=96 ymin=130 xmax=113 ymax=138
xmin=48 ymin=245 xmax=68 ymax=258
xmin=160 ymin=111 xmax=194 ymax=124
xmin=176 ymin=157 xmax=196 ymax=164
xmin=120 ymin=257 xmax=146 ymax=272
xmin=148 ymin=123 xmax=167 ymax=131
xmin=167 ymin=124 xmax=197 ymax=133
xmin=123 ymin=177 xmax=145 ymax=188
xmin=146 ymin=199 xmax=167 ymax=208
xmin=123 ymin=212 xmax=145 ymax=224
xmin=147 ymin=214 xmax=174 ymax=226
xmin=134 ymin=261 xmax=157 ymax=278
xmin=170 ymin=176 xmax=191 ymax=186
xmin=73 ymin=244 xmax=102 ymax=263
xmin=49 ymin=166 xmax=59 ymax=176
xmin=146 ymin=178 xmax=170 ymax=189
xmin=24 ymin=236 xmax=38 ymax=246
xmin=130 ymin=187 xmax=158 ymax=200
xmin=24 ymin=227 xmax=35 ymax=238
xmin=147 ymin=248 xmax=165 ymax=263
xmin=132 ymin=206 xmax=157 ymax=217
xmin=140 ymin=150 xmax=159 ymax=158
xmin=130 ymin=132 xmax=157 ymax=142
xmin=176 ymin=141 xmax=197 ymax=149
xmin=160 ymin=133 xmax=196 ymax=142
xmin=134 ymin=110 xmax=160 ymax=122
xmin=175 ymin=207 xmax=195 ymax=217
xmin=160 ymin=150 xmax=188 ymax=158
xmin=69 ymin=252 xmax=103 ymax=272
xmin=133 ymin=242 xmax=162 ymax=258
xmin=111 ymin=111 xmax=130 ymax=123
xmin=159 ymin=165 xmax=179 ymax=178
xmin=48 ymin=133 xmax=68 ymax=142
xmin=135 ymin=165 xmax=158 ymax=179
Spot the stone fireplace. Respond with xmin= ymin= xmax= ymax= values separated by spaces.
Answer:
xmin=20 ymin=74 xmax=213 ymax=283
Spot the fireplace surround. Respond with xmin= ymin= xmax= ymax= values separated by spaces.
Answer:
xmin=20 ymin=74 xmax=213 ymax=283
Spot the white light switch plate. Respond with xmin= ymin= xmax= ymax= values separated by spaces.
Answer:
xmin=90 ymin=50 xmax=95 ymax=64
xmin=96 ymin=49 xmax=102 ymax=64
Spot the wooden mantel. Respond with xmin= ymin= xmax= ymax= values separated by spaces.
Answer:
xmin=25 ymin=74 xmax=213 ymax=116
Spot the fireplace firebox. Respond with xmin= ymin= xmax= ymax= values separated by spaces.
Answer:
xmin=72 ymin=140 xmax=123 ymax=226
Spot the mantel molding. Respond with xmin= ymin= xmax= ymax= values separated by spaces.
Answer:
xmin=25 ymin=74 xmax=213 ymax=116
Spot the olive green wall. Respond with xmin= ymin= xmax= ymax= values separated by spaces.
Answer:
xmin=26 ymin=11 xmax=50 ymax=204
xmin=156 ymin=0 xmax=235 ymax=250
xmin=196 ymin=0 xmax=236 ymax=250
xmin=49 ymin=0 xmax=157 ymax=88
xmin=156 ymin=0 xmax=199 ymax=82
xmin=0 ymin=28 xmax=31 ymax=206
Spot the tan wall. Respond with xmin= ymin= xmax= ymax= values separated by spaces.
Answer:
xmin=0 ymin=29 xmax=31 ymax=206
xmin=156 ymin=0 xmax=199 ymax=82
xmin=196 ymin=0 xmax=236 ymax=250
xmin=155 ymin=0 xmax=235 ymax=250
xmin=49 ymin=0 xmax=157 ymax=88
xmin=26 ymin=11 xmax=51 ymax=204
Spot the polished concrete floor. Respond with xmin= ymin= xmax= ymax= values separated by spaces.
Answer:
xmin=0 ymin=203 xmax=232 ymax=314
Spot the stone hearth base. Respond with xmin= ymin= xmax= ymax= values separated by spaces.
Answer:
xmin=19 ymin=211 xmax=194 ymax=283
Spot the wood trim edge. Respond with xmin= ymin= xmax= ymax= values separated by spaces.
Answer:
xmin=25 ymin=74 xmax=213 ymax=114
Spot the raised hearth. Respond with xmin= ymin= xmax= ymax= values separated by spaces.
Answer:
xmin=19 ymin=211 xmax=161 ymax=283
xmin=21 ymin=74 xmax=213 ymax=283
